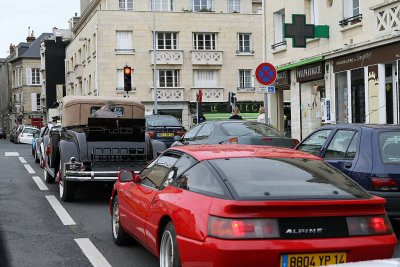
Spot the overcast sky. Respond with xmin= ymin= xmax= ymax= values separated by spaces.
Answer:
xmin=0 ymin=0 xmax=81 ymax=58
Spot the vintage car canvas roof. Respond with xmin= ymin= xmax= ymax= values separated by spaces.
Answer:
xmin=61 ymin=96 xmax=145 ymax=127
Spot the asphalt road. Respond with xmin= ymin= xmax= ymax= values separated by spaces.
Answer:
xmin=0 ymin=138 xmax=158 ymax=267
xmin=0 ymin=138 xmax=399 ymax=267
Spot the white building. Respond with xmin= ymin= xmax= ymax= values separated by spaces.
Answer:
xmin=65 ymin=0 xmax=264 ymax=128
xmin=266 ymin=0 xmax=400 ymax=140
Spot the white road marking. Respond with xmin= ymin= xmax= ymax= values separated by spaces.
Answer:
xmin=45 ymin=195 xmax=76 ymax=226
xmin=19 ymin=157 xmax=27 ymax=163
xmin=75 ymin=238 xmax=112 ymax=267
xmin=23 ymin=164 xmax=36 ymax=174
xmin=32 ymin=176 xmax=49 ymax=191
xmin=5 ymin=152 xmax=19 ymax=156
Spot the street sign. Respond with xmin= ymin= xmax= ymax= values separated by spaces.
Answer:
xmin=257 ymin=86 xmax=275 ymax=94
xmin=256 ymin=63 xmax=277 ymax=86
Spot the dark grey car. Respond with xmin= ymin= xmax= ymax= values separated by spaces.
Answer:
xmin=0 ymin=127 xmax=6 ymax=139
xmin=172 ymin=120 xmax=299 ymax=148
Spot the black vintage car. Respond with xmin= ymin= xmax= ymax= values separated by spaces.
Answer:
xmin=43 ymin=96 xmax=166 ymax=202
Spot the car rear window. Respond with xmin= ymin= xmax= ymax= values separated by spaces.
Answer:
xmin=221 ymin=122 xmax=283 ymax=137
xmin=147 ymin=117 xmax=182 ymax=127
xmin=210 ymin=157 xmax=370 ymax=200
xmin=380 ymin=131 xmax=400 ymax=164
xmin=24 ymin=128 xmax=40 ymax=134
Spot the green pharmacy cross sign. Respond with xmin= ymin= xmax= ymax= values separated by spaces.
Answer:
xmin=284 ymin=14 xmax=329 ymax=48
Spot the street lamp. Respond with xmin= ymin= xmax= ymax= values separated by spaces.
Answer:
xmin=152 ymin=1 xmax=158 ymax=115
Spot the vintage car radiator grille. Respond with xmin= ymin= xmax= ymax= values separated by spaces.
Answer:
xmin=91 ymin=147 xmax=146 ymax=165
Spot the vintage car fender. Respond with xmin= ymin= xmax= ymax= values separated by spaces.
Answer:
xmin=59 ymin=139 xmax=80 ymax=172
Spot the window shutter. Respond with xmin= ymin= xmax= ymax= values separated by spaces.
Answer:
xmin=188 ymin=0 xmax=192 ymax=11
xmin=31 ymin=93 xmax=37 ymax=111
xmin=117 ymin=69 xmax=124 ymax=89
xmin=26 ymin=68 xmax=32 ymax=86
xmin=343 ymin=0 xmax=350 ymax=18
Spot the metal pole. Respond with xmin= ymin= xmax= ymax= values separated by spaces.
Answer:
xmin=152 ymin=4 xmax=158 ymax=114
xmin=262 ymin=0 xmax=269 ymax=125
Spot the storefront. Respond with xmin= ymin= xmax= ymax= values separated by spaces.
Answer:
xmin=296 ymin=61 xmax=326 ymax=139
xmin=275 ymin=70 xmax=292 ymax=136
xmin=333 ymin=42 xmax=400 ymax=124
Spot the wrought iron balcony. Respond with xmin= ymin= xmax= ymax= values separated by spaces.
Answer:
xmin=271 ymin=41 xmax=287 ymax=49
xmin=339 ymin=14 xmax=363 ymax=27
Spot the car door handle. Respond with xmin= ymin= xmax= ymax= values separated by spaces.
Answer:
xmin=344 ymin=162 xmax=352 ymax=168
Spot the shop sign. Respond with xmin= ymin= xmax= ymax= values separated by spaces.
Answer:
xmin=275 ymin=70 xmax=290 ymax=88
xmin=296 ymin=62 xmax=325 ymax=83
xmin=333 ymin=42 xmax=400 ymax=73
xmin=190 ymin=102 xmax=262 ymax=113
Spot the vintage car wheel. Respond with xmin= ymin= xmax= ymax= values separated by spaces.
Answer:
xmin=160 ymin=222 xmax=181 ymax=267
xmin=59 ymin=160 xmax=76 ymax=202
xmin=112 ymin=196 xmax=130 ymax=245
xmin=44 ymin=168 xmax=55 ymax=183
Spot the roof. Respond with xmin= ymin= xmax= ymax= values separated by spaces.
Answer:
xmin=10 ymin=33 xmax=52 ymax=62
xmin=62 ymin=95 xmax=143 ymax=108
xmin=171 ymin=144 xmax=321 ymax=161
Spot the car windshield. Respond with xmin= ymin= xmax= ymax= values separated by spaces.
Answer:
xmin=379 ymin=131 xmax=400 ymax=164
xmin=24 ymin=128 xmax=40 ymax=134
xmin=147 ymin=116 xmax=182 ymax=127
xmin=210 ymin=157 xmax=370 ymax=200
xmin=221 ymin=122 xmax=283 ymax=137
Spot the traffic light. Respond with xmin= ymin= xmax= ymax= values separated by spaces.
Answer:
xmin=228 ymin=92 xmax=237 ymax=106
xmin=123 ymin=66 xmax=132 ymax=91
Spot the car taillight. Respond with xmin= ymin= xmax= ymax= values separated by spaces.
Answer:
xmin=347 ymin=215 xmax=393 ymax=236
xmin=226 ymin=137 xmax=239 ymax=144
xmin=292 ymin=139 xmax=300 ymax=148
xmin=46 ymin=145 xmax=52 ymax=155
xmin=371 ymin=177 xmax=399 ymax=191
xmin=147 ymin=131 xmax=154 ymax=139
xmin=176 ymin=130 xmax=186 ymax=137
xmin=208 ymin=216 xmax=279 ymax=239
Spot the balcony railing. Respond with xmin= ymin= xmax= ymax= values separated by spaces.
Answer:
xmin=74 ymin=64 xmax=83 ymax=80
xmin=150 ymin=50 xmax=184 ymax=65
xmin=339 ymin=14 xmax=363 ymax=27
xmin=153 ymin=87 xmax=184 ymax=101
xmin=375 ymin=3 xmax=400 ymax=33
xmin=191 ymin=88 xmax=223 ymax=102
xmin=191 ymin=51 xmax=223 ymax=65
xmin=271 ymin=41 xmax=287 ymax=49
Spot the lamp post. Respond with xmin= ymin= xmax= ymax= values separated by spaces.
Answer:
xmin=262 ymin=0 xmax=269 ymax=125
xmin=152 ymin=2 xmax=158 ymax=115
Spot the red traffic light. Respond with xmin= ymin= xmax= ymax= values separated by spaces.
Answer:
xmin=124 ymin=67 xmax=131 ymax=75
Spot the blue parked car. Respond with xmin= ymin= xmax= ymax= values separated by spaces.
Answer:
xmin=296 ymin=124 xmax=400 ymax=217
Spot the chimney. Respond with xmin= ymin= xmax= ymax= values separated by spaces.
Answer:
xmin=9 ymin=44 xmax=15 ymax=55
xmin=26 ymin=27 xmax=35 ymax=43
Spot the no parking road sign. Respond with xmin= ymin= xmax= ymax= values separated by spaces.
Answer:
xmin=256 ymin=63 xmax=277 ymax=86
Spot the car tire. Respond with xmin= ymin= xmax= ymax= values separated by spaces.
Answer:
xmin=59 ymin=159 xmax=76 ymax=202
xmin=112 ymin=196 xmax=131 ymax=245
xmin=160 ymin=222 xmax=181 ymax=267
xmin=49 ymin=134 xmax=60 ymax=168
xmin=44 ymin=168 xmax=55 ymax=183
xmin=34 ymin=150 xmax=40 ymax=163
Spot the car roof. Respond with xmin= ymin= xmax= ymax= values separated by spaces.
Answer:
xmin=170 ymin=144 xmax=321 ymax=161
xmin=320 ymin=123 xmax=400 ymax=130
xmin=145 ymin=115 xmax=177 ymax=119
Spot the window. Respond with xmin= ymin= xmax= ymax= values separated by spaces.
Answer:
xmin=344 ymin=0 xmax=360 ymax=18
xmin=31 ymin=93 xmax=41 ymax=111
xmin=273 ymin=9 xmax=285 ymax=45
xmin=193 ymin=70 xmax=218 ymax=88
xmin=193 ymin=33 xmax=216 ymax=50
xmin=238 ymin=70 xmax=253 ymax=89
xmin=139 ymin=154 xmax=179 ymax=189
xmin=156 ymin=32 xmax=177 ymax=49
xmin=119 ymin=0 xmax=133 ymax=10
xmin=228 ymin=0 xmax=241 ymax=13
xmin=192 ymin=0 xmax=213 ymax=12
xmin=116 ymin=31 xmax=133 ymax=53
xmin=324 ymin=130 xmax=357 ymax=159
xmin=309 ymin=0 xmax=319 ymax=24
xmin=151 ymin=0 xmax=173 ymax=11
xmin=172 ymin=162 xmax=225 ymax=197
xmin=379 ymin=132 xmax=400 ymax=164
xmin=183 ymin=124 xmax=203 ymax=140
xmin=158 ymin=70 xmax=179 ymax=87
xmin=195 ymin=123 xmax=213 ymax=140
xmin=26 ymin=68 xmax=40 ymax=85
xmin=117 ymin=69 xmax=133 ymax=90
xmin=237 ymin=33 xmax=252 ymax=53
xmin=297 ymin=129 xmax=332 ymax=156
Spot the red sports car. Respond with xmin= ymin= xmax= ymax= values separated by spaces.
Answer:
xmin=110 ymin=145 xmax=397 ymax=267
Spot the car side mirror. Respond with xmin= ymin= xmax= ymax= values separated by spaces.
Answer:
xmin=118 ymin=170 xmax=139 ymax=183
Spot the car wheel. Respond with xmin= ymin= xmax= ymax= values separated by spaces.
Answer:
xmin=160 ymin=222 xmax=181 ymax=267
xmin=44 ymin=168 xmax=55 ymax=183
xmin=112 ymin=196 xmax=131 ymax=245
xmin=59 ymin=160 xmax=76 ymax=202
xmin=34 ymin=150 xmax=40 ymax=163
